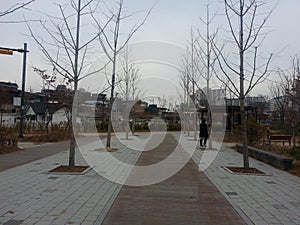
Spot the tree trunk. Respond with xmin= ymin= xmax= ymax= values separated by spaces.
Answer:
xmin=67 ymin=0 xmax=81 ymax=167
xmin=280 ymin=112 xmax=284 ymax=131
xmin=106 ymin=116 xmax=112 ymax=148
xmin=208 ymin=108 xmax=213 ymax=149
xmin=239 ymin=1 xmax=249 ymax=170
xmin=69 ymin=127 xmax=76 ymax=167
xmin=194 ymin=111 xmax=197 ymax=141
xmin=240 ymin=97 xmax=249 ymax=169
xmin=187 ymin=113 xmax=191 ymax=136
xmin=292 ymin=125 xmax=296 ymax=149
xmin=106 ymin=50 xmax=117 ymax=148
xmin=125 ymin=79 xmax=129 ymax=140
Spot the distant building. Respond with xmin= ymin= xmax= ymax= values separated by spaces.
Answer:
xmin=0 ymin=81 xmax=20 ymax=106
xmin=224 ymin=95 xmax=269 ymax=130
xmin=195 ymin=87 xmax=225 ymax=107
xmin=25 ymin=102 xmax=66 ymax=124
xmin=0 ymin=81 xmax=21 ymax=126
xmin=146 ymin=104 xmax=159 ymax=114
xmin=245 ymin=96 xmax=268 ymax=109
xmin=226 ymin=96 xmax=267 ymax=108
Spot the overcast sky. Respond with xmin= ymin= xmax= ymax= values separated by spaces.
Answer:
xmin=1 ymin=0 xmax=300 ymax=101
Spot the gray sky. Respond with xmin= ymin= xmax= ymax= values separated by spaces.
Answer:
xmin=0 ymin=0 xmax=300 ymax=100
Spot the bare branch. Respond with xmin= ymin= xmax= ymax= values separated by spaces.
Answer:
xmin=0 ymin=0 xmax=35 ymax=18
xmin=58 ymin=4 xmax=76 ymax=47
xmin=224 ymin=1 xmax=241 ymax=49
xmin=246 ymin=52 xmax=273 ymax=95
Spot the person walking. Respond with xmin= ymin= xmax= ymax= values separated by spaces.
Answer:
xmin=199 ymin=118 xmax=209 ymax=147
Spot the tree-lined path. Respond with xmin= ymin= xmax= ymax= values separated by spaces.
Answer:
xmin=102 ymin=134 xmax=246 ymax=225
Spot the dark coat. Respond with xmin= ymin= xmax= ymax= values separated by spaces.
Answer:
xmin=199 ymin=123 xmax=209 ymax=138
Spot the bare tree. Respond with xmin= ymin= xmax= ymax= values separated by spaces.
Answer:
xmin=269 ymin=69 xmax=291 ymax=131
xmin=289 ymin=55 xmax=300 ymax=148
xmin=118 ymin=46 xmax=141 ymax=101
xmin=179 ymin=63 xmax=191 ymax=135
xmin=271 ymin=55 xmax=300 ymax=148
xmin=196 ymin=3 xmax=219 ymax=99
xmin=93 ymin=0 xmax=153 ymax=148
xmin=27 ymin=0 xmax=109 ymax=167
xmin=195 ymin=2 xmax=220 ymax=148
xmin=181 ymin=28 xmax=201 ymax=140
xmin=214 ymin=0 xmax=274 ymax=169
xmin=117 ymin=45 xmax=141 ymax=139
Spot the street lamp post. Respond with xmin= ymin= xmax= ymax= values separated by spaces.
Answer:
xmin=0 ymin=43 xmax=29 ymax=138
xmin=19 ymin=43 xmax=28 ymax=138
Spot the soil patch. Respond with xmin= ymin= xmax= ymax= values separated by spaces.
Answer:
xmin=105 ymin=147 xmax=118 ymax=152
xmin=49 ymin=165 xmax=90 ymax=173
xmin=226 ymin=166 xmax=265 ymax=175
xmin=94 ymin=147 xmax=118 ymax=152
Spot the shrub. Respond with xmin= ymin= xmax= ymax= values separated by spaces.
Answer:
xmin=96 ymin=122 xmax=108 ymax=132
xmin=290 ymin=147 xmax=300 ymax=160
xmin=167 ymin=123 xmax=181 ymax=131
xmin=234 ymin=117 xmax=267 ymax=145
xmin=22 ymin=131 xmax=71 ymax=142
xmin=0 ymin=126 xmax=19 ymax=148
xmin=134 ymin=122 xmax=149 ymax=131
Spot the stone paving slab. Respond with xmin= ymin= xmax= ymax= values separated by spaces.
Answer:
xmin=0 ymin=135 xmax=143 ymax=225
xmin=175 ymin=134 xmax=300 ymax=225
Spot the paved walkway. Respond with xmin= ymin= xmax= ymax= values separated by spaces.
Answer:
xmin=188 ymin=138 xmax=300 ymax=225
xmin=0 ymin=141 xmax=69 ymax=172
xmin=0 ymin=132 xmax=299 ymax=225
xmin=102 ymin=134 xmax=245 ymax=225
xmin=0 ymin=135 xmax=134 ymax=225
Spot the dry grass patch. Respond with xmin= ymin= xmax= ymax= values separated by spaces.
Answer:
xmin=0 ymin=146 xmax=23 ymax=154
xmin=22 ymin=131 xmax=70 ymax=142
xmin=288 ymin=160 xmax=300 ymax=176
xmin=223 ymin=132 xmax=241 ymax=143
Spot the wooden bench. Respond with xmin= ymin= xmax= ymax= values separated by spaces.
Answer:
xmin=236 ymin=144 xmax=294 ymax=170
xmin=267 ymin=135 xmax=292 ymax=145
